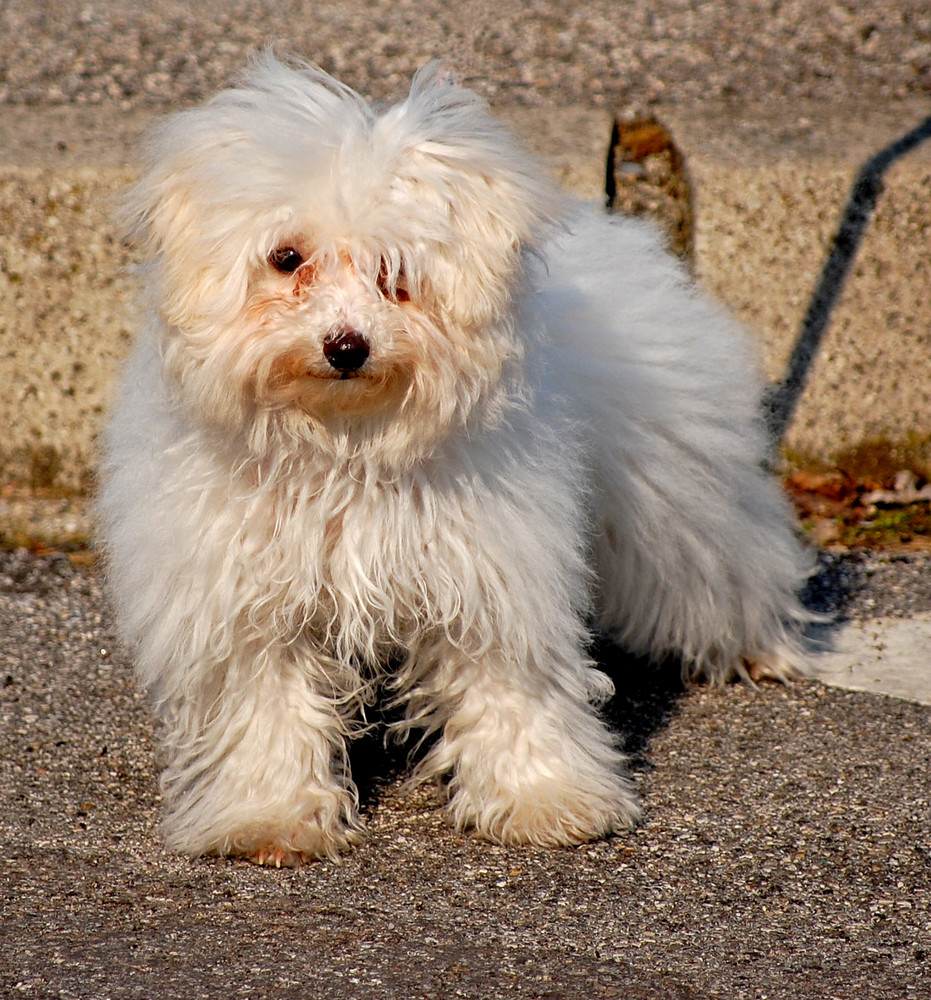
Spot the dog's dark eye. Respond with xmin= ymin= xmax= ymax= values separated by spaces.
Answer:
xmin=377 ymin=258 xmax=410 ymax=303
xmin=269 ymin=247 xmax=304 ymax=273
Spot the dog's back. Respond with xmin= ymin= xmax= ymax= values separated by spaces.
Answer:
xmin=529 ymin=209 xmax=813 ymax=681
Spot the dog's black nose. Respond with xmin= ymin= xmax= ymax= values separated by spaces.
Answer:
xmin=323 ymin=326 xmax=370 ymax=373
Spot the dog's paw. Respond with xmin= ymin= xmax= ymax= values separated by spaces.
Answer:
xmin=223 ymin=820 xmax=364 ymax=866
xmin=162 ymin=769 xmax=364 ymax=865
xmin=447 ymin=775 xmax=640 ymax=847
xmin=743 ymin=650 xmax=807 ymax=683
xmin=689 ymin=650 xmax=807 ymax=685
xmin=191 ymin=793 xmax=365 ymax=865
xmin=246 ymin=833 xmax=359 ymax=868
xmin=250 ymin=845 xmax=310 ymax=868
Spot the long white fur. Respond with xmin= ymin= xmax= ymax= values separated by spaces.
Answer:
xmin=97 ymin=54 xmax=811 ymax=864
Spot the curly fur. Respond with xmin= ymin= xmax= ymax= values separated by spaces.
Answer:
xmin=97 ymin=54 xmax=811 ymax=865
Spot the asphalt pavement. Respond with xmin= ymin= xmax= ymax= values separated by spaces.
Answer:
xmin=1 ymin=547 xmax=930 ymax=1000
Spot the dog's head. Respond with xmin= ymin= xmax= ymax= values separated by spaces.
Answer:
xmin=122 ymin=54 xmax=562 ymax=460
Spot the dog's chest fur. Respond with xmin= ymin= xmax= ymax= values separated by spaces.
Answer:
xmin=231 ymin=458 xmax=471 ymax=658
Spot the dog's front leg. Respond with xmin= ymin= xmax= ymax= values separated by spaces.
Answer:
xmin=402 ymin=631 xmax=641 ymax=847
xmin=154 ymin=641 xmax=364 ymax=866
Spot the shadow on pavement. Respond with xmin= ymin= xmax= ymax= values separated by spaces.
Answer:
xmin=594 ymin=640 xmax=687 ymax=768
xmin=765 ymin=112 xmax=931 ymax=442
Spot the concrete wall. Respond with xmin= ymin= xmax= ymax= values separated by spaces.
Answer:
xmin=0 ymin=100 xmax=929 ymax=493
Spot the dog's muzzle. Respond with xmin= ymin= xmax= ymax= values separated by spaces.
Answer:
xmin=323 ymin=326 xmax=370 ymax=376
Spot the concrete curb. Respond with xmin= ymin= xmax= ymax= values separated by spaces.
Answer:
xmin=813 ymin=614 xmax=931 ymax=707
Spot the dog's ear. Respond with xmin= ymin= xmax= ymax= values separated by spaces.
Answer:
xmin=379 ymin=65 xmax=565 ymax=325
xmin=116 ymin=125 xmax=255 ymax=332
xmin=117 ymin=88 xmax=308 ymax=334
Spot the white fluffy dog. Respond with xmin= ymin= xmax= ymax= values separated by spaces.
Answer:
xmin=98 ymin=54 xmax=811 ymax=866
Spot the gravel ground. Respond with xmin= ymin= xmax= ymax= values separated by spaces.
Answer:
xmin=806 ymin=548 xmax=931 ymax=621
xmin=1 ymin=548 xmax=930 ymax=999
xmin=2 ymin=1 xmax=929 ymax=111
